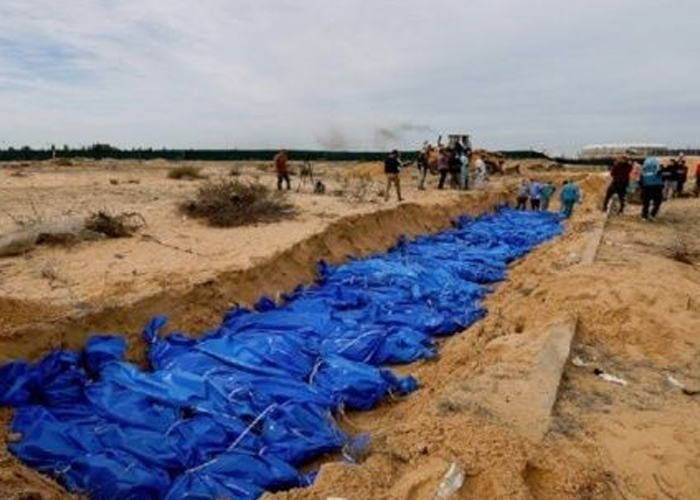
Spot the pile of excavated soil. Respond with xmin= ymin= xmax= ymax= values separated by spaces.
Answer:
xmin=267 ymin=174 xmax=615 ymax=500
xmin=268 ymin=177 xmax=700 ymax=500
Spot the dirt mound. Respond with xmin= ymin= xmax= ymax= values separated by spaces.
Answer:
xmin=473 ymin=149 xmax=506 ymax=175
xmin=272 ymin=416 xmax=610 ymax=500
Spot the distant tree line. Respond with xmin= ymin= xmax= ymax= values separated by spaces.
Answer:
xmin=0 ymin=144 xmax=552 ymax=163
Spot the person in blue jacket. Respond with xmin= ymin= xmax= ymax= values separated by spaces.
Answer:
xmin=639 ymin=156 xmax=664 ymax=220
xmin=559 ymin=180 xmax=581 ymax=219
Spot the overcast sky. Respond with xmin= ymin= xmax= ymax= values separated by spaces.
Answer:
xmin=1 ymin=0 xmax=699 ymax=154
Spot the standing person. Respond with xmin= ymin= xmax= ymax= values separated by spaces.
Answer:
xmin=437 ymin=148 xmax=450 ymax=190
xmin=516 ymin=179 xmax=530 ymax=210
xmin=640 ymin=156 xmax=664 ymax=221
xmin=459 ymin=151 xmax=469 ymax=190
xmin=529 ymin=179 xmax=542 ymax=210
xmin=695 ymin=160 xmax=700 ymax=197
xmin=274 ymin=149 xmax=291 ymax=191
xmin=628 ymin=160 xmax=642 ymax=198
xmin=474 ymin=154 xmax=488 ymax=189
xmin=661 ymin=159 xmax=679 ymax=200
xmin=559 ymin=180 xmax=581 ymax=219
xmin=449 ymin=149 xmax=461 ymax=189
xmin=417 ymin=145 xmax=430 ymax=190
xmin=384 ymin=149 xmax=403 ymax=202
xmin=297 ymin=156 xmax=314 ymax=191
xmin=603 ymin=155 xmax=633 ymax=213
xmin=540 ymin=181 xmax=555 ymax=211
xmin=677 ymin=154 xmax=688 ymax=197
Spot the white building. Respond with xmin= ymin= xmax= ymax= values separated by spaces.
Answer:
xmin=579 ymin=143 xmax=668 ymax=159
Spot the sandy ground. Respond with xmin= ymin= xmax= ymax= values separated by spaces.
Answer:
xmin=0 ymin=159 xmax=444 ymax=312
xmin=265 ymin=175 xmax=700 ymax=500
xmin=1 ymin=158 xmax=700 ymax=500
xmin=0 ymin=159 xmax=518 ymax=361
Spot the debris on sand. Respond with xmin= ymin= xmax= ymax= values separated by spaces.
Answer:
xmin=0 ymin=212 xmax=144 ymax=257
xmin=593 ymin=368 xmax=628 ymax=386
xmin=667 ymin=374 xmax=700 ymax=396
xmin=434 ymin=463 xmax=465 ymax=499
xmin=84 ymin=211 xmax=145 ymax=239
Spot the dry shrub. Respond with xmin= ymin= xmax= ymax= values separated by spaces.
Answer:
xmin=668 ymin=234 xmax=696 ymax=265
xmin=181 ymin=179 xmax=294 ymax=227
xmin=335 ymin=176 xmax=378 ymax=204
xmin=85 ymin=211 xmax=145 ymax=238
xmin=229 ymin=165 xmax=242 ymax=177
xmin=168 ymin=165 xmax=207 ymax=180
xmin=54 ymin=158 xmax=74 ymax=167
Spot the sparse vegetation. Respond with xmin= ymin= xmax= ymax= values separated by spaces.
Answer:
xmin=668 ymin=234 xmax=697 ymax=265
xmin=180 ymin=179 xmax=294 ymax=227
xmin=229 ymin=165 xmax=242 ymax=177
xmin=334 ymin=176 xmax=380 ymax=204
xmin=5 ymin=198 xmax=44 ymax=229
xmin=167 ymin=165 xmax=207 ymax=180
xmin=85 ymin=211 xmax=145 ymax=238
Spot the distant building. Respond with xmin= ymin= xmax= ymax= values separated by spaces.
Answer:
xmin=579 ymin=143 xmax=669 ymax=159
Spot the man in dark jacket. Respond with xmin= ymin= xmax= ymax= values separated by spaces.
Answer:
xmin=661 ymin=159 xmax=680 ymax=200
xmin=677 ymin=154 xmax=688 ymax=196
xmin=603 ymin=155 xmax=633 ymax=213
xmin=384 ymin=150 xmax=403 ymax=202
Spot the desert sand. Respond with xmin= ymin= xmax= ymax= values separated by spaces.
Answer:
xmin=1 ymin=158 xmax=699 ymax=500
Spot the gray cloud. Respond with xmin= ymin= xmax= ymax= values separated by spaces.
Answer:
xmin=315 ymin=127 xmax=350 ymax=150
xmin=0 ymin=0 xmax=699 ymax=154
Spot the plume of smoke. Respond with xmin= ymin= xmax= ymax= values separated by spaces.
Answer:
xmin=315 ymin=127 xmax=350 ymax=150
xmin=374 ymin=122 xmax=434 ymax=149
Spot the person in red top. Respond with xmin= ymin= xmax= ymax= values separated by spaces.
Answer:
xmin=695 ymin=161 xmax=700 ymax=197
xmin=274 ymin=149 xmax=291 ymax=191
xmin=603 ymin=155 xmax=633 ymax=213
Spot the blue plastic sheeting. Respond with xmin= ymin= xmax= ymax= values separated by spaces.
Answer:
xmin=0 ymin=209 xmax=561 ymax=500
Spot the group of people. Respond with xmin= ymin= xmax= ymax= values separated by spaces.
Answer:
xmin=415 ymin=142 xmax=489 ymax=192
xmin=515 ymin=178 xmax=582 ymax=218
xmin=384 ymin=143 xmax=489 ymax=202
xmin=602 ymin=153 xmax=700 ymax=221
xmin=276 ymin=148 xmax=700 ymax=223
